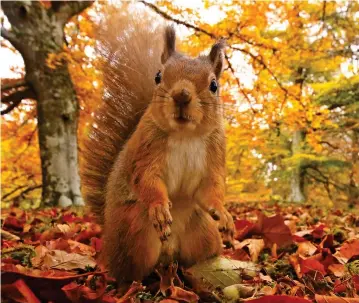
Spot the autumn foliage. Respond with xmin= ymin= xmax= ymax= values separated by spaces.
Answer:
xmin=2 ymin=1 xmax=358 ymax=207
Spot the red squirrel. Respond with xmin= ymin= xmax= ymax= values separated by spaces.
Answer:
xmin=82 ymin=12 xmax=234 ymax=283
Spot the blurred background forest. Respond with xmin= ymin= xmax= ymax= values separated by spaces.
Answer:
xmin=1 ymin=0 xmax=359 ymax=209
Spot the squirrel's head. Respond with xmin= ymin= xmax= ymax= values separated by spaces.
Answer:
xmin=150 ymin=25 xmax=225 ymax=135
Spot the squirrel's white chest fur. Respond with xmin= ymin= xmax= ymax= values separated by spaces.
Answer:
xmin=165 ymin=137 xmax=207 ymax=199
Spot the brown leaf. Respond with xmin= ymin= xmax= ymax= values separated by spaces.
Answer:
xmin=297 ymin=241 xmax=317 ymax=257
xmin=42 ymin=249 xmax=96 ymax=270
xmin=238 ymin=239 xmax=265 ymax=262
xmin=328 ymin=264 xmax=346 ymax=277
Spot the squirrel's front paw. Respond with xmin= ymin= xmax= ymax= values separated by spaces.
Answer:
xmin=209 ymin=206 xmax=235 ymax=247
xmin=149 ymin=202 xmax=173 ymax=242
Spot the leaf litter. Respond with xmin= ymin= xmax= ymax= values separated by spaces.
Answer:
xmin=1 ymin=202 xmax=359 ymax=302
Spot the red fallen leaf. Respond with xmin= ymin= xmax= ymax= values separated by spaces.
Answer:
xmin=292 ymin=236 xmax=306 ymax=244
xmin=2 ymin=257 xmax=21 ymax=265
xmin=62 ymin=282 xmax=82 ymax=303
xmin=168 ymin=286 xmax=199 ymax=303
xmin=159 ymin=300 xmax=179 ymax=303
xmin=90 ymin=237 xmax=102 ymax=253
xmin=328 ymin=264 xmax=346 ymax=277
xmin=62 ymin=213 xmax=82 ymax=224
xmin=2 ymin=264 xmax=108 ymax=302
xmin=75 ymin=223 xmax=102 ymax=243
xmin=334 ymin=238 xmax=359 ymax=264
xmin=224 ymin=247 xmax=251 ymax=261
xmin=234 ymin=219 xmax=255 ymax=240
xmin=319 ymin=234 xmax=334 ymax=250
xmin=353 ymin=275 xmax=359 ymax=291
xmin=315 ymin=294 xmax=359 ymax=302
xmin=299 ymin=257 xmax=326 ymax=276
xmin=252 ymin=212 xmax=293 ymax=248
xmin=3 ymin=216 xmax=25 ymax=231
xmin=244 ymin=295 xmax=311 ymax=303
xmin=2 ymin=279 xmax=41 ymax=303
xmin=333 ymin=279 xmax=347 ymax=293
xmin=102 ymin=295 xmax=117 ymax=303
xmin=311 ymin=224 xmax=326 ymax=239
xmin=2 ymin=239 xmax=19 ymax=248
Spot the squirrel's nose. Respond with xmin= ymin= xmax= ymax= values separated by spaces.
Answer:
xmin=172 ymin=89 xmax=192 ymax=106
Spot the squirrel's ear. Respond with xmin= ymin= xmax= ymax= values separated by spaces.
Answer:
xmin=208 ymin=40 xmax=225 ymax=78
xmin=161 ymin=25 xmax=176 ymax=64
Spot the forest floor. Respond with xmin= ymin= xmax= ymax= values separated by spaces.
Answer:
xmin=1 ymin=202 xmax=359 ymax=303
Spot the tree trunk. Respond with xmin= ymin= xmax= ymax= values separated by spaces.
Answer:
xmin=2 ymin=1 xmax=92 ymax=207
xmin=290 ymin=129 xmax=306 ymax=203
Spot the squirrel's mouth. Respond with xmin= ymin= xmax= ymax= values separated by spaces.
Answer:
xmin=172 ymin=113 xmax=193 ymax=124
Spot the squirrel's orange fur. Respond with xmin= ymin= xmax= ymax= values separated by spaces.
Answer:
xmin=81 ymin=11 xmax=234 ymax=283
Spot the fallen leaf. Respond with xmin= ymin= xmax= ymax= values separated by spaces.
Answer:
xmin=334 ymin=238 xmax=359 ymax=264
xmin=168 ymin=286 xmax=199 ymax=303
xmin=238 ymin=239 xmax=265 ymax=262
xmin=2 ymin=279 xmax=41 ymax=303
xmin=234 ymin=219 xmax=255 ymax=240
xmin=299 ymin=257 xmax=326 ymax=276
xmin=42 ymin=250 xmax=96 ymax=270
xmin=297 ymin=241 xmax=317 ymax=257
xmin=252 ymin=213 xmax=293 ymax=248
xmin=245 ymin=295 xmax=311 ymax=303
xmin=328 ymin=264 xmax=346 ymax=277
xmin=315 ymin=294 xmax=359 ymax=303
xmin=184 ymin=257 xmax=258 ymax=290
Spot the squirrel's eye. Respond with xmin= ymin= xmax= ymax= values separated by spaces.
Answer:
xmin=209 ymin=79 xmax=218 ymax=93
xmin=155 ymin=71 xmax=162 ymax=84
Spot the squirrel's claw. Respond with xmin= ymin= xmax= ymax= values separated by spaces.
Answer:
xmin=149 ymin=203 xmax=173 ymax=242
xmin=208 ymin=205 xmax=235 ymax=247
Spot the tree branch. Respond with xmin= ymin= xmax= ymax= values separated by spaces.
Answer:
xmin=53 ymin=1 xmax=94 ymax=25
xmin=141 ymin=1 xmax=215 ymax=38
xmin=225 ymin=53 xmax=257 ymax=115
xmin=0 ymin=27 xmax=22 ymax=52
xmin=1 ymin=79 xmax=28 ymax=91
xmin=2 ymin=185 xmax=42 ymax=202
xmin=322 ymin=1 xmax=327 ymax=22
xmin=1 ymin=87 xmax=36 ymax=115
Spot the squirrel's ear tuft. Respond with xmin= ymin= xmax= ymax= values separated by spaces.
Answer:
xmin=161 ymin=25 xmax=176 ymax=64
xmin=208 ymin=40 xmax=225 ymax=78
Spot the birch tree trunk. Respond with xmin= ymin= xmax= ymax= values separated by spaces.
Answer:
xmin=2 ymin=1 xmax=92 ymax=207
xmin=290 ymin=129 xmax=306 ymax=203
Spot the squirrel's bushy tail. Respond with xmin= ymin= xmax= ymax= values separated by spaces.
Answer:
xmin=81 ymin=7 xmax=164 ymax=223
